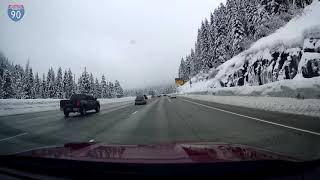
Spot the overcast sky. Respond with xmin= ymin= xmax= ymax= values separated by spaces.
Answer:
xmin=0 ymin=0 xmax=225 ymax=88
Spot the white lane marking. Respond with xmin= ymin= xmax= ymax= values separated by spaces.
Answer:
xmin=89 ymin=139 xmax=94 ymax=142
xmin=168 ymin=98 xmax=172 ymax=103
xmin=0 ymin=132 xmax=28 ymax=142
xmin=131 ymin=111 xmax=138 ymax=115
xmin=180 ymin=98 xmax=320 ymax=136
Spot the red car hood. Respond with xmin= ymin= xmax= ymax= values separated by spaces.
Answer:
xmin=15 ymin=142 xmax=297 ymax=163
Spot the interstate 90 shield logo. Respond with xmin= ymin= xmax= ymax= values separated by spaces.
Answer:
xmin=8 ymin=4 xmax=25 ymax=22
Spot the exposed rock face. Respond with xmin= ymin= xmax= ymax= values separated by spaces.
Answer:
xmin=219 ymin=38 xmax=320 ymax=87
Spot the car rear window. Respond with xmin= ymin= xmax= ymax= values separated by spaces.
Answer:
xmin=70 ymin=94 xmax=87 ymax=100
xmin=136 ymin=96 xmax=144 ymax=100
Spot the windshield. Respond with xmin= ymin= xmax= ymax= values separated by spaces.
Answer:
xmin=0 ymin=0 xmax=320 ymax=163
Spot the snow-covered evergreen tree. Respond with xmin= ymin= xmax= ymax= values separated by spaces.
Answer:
xmin=67 ymin=69 xmax=75 ymax=97
xmin=22 ymin=61 xmax=31 ymax=99
xmin=46 ymin=67 xmax=56 ymax=98
xmin=34 ymin=73 xmax=41 ymax=98
xmin=200 ymin=19 xmax=212 ymax=71
xmin=56 ymin=67 xmax=64 ymax=99
xmin=27 ymin=68 xmax=35 ymax=99
xmin=89 ymin=73 xmax=94 ymax=95
xmin=178 ymin=58 xmax=186 ymax=80
xmin=114 ymin=80 xmax=124 ymax=97
xmin=108 ymin=82 xmax=115 ymax=98
xmin=41 ymin=74 xmax=46 ymax=98
xmin=12 ymin=65 xmax=25 ymax=99
xmin=213 ymin=3 xmax=230 ymax=65
xmin=101 ymin=75 xmax=107 ymax=98
xmin=94 ymin=78 xmax=101 ymax=98
xmin=2 ymin=70 xmax=14 ymax=99
xmin=63 ymin=70 xmax=68 ymax=98
xmin=189 ymin=48 xmax=196 ymax=77
xmin=78 ymin=67 xmax=91 ymax=94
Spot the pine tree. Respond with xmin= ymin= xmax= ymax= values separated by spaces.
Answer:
xmin=194 ymin=36 xmax=202 ymax=74
xmin=22 ymin=61 xmax=30 ymax=99
xmin=114 ymin=80 xmax=124 ymax=98
xmin=73 ymin=74 xmax=78 ymax=94
xmin=46 ymin=67 xmax=56 ymax=98
xmin=0 ymin=74 xmax=3 ymax=99
xmin=108 ymin=82 xmax=115 ymax=98
xmin=78 ymin=67 xmax=90 ymax=94
xmin=190 ymin=48 xmax=196 ymax=77
xmin=27 ymin=68 xmax=35 ymax=99
xmin=227 ymin=0 xmax=245 ymax=56
xmin=208 ymin=12 xmax=217 ymax=68
xmin=178 ymin=58 xmax=186 ymax=80
xmin=94 ymin=78 xmax=101 ymax=98
xmin=41 ymin=74 xmax=46 ymax=98
xmin=101 ymin=75 xmax=107 ymax=98
xmin=63 ymin=70 xmax=68 ymax=98
xmin=2 ymin=70 xmax=14 ymax=99
xmin=200 ymin=18 xmax=212 ymax=71
xmin=89 ymin=73 xmax=94 ymax=95
xmin=56 ymin=67 xmax=64 ymax=98
xmin=34 ymin=73 xmax=41 ymax=98
xmin=0 ymin=58 xmax=4 ymax=98
xmin=214 ymin=3 xmax=230 ymax=64
xmin=67 ymin=69 xmax=75 ymax=97
xmin=12 ymin=65 xmax=25 ymax=99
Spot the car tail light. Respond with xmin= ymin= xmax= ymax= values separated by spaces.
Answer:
xmin=76 ymin=100 xmax=80 ymax=107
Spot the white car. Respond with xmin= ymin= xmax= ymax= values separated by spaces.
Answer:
xmin=169 ymin=94 xmax=177 ymax=98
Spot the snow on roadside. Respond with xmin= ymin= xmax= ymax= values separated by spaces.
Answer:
xmin=0 ymin=97 xmax=135 ymax=117
xmin=179 ymin=76 xmax=320 ymax=99
xmin=181 ymin=94 xmax=320 ymax=117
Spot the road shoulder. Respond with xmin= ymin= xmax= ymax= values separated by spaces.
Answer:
xmin=178 ymin=96 xmax=320 ymax=135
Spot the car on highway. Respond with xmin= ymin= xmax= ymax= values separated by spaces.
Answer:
xmin=135 ymin=95 xmax=147 ymax=105
xmin=60 ymin=94 xmax=100 ymax=117
xmin=157 ymin=94 xmax=162 ymax=97
xmin=169 ymin=94 xmax=177 ymax=98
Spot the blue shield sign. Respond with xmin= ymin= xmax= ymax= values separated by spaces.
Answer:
xmin=8 ymin=4 xmax=24 ymax=22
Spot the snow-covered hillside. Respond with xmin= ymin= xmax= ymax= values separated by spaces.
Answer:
xmin=179 ymin=1 xmax=320 ymax=98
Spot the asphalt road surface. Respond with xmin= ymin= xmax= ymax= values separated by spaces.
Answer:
xmin=0 ymin=96 xmax=320 ymax=160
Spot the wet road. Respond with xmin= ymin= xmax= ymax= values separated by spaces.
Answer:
xmin=0 ymin=96 xmax=320 ymax=160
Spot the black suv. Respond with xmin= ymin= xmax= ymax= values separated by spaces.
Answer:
xmin=60 ymin=94 xmax=100 ymax=117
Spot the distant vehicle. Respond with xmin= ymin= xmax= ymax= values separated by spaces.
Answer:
xmin=60 ymin=94 xmax=100 ymax=117
xmin=143 ymin=95 xmax=148 ymax=99
xmin=135 ymin=95 xmax=147 ymax=105
xmin=163 ymin=94 xmax=167 ymax=96
xmin=157 ymin=95 xmax=161 ymax=97
xmin=170 ymin=94 xmax=177 ymax=98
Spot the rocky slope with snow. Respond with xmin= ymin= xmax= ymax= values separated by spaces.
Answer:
xmin=179 ymin=2 xmax=320 ymax=98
